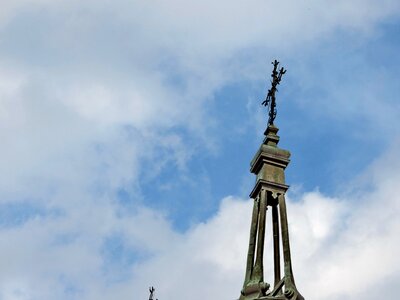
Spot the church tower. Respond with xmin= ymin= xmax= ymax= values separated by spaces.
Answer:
xmin=239 ymin=61 xmax=304 ymax=300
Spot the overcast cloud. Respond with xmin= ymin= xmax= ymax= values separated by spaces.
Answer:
xmin=0 ymin=1 xmax=399 ymax=299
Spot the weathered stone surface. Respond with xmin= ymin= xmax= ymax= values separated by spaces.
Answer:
xmin=239 ymin=125 xmax=304 ymax=300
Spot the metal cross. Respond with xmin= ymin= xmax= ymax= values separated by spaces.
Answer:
xmin=261 ymin=60 xmax=286 ymax=126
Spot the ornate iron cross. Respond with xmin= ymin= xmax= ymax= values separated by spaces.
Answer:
xmin=262 ymin=60 xmax=286 ymax=126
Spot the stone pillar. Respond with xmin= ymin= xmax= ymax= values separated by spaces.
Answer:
xmin=272 ymin=202 xmax=281 ymax=288
xmin=244 ymin=195 xmax=260 ymax=283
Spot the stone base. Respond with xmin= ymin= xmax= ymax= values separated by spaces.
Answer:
xmin=240 ymin=293 xmax=304 ymax=300
xmin=239 ymin=282 xmax=270 ymax=300
xmin=259 ymin=292 xmax=304 ymax=300
xmin=239 ymin=280 xmax=304 ymax=300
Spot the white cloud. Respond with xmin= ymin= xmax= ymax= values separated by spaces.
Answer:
xmin=0 ymin=1 xmax=399 ymax=300
xmin=0 ymin=0 xmax=398 ymax=197
xmin=2 ymin=141 xmax=398 ymax=299
xmin=123 ymin=141 xmax=400 ymax=300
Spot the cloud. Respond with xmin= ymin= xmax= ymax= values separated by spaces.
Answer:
xmin=0 ymin=0 xmax=397 ymax=200
xmin=2 ymin=141 xmax=397 ymax=300
xmin=0 ymin=1 xmax=399 ymax=300
xmin=124 ymin=140 xmax=400 ymax=300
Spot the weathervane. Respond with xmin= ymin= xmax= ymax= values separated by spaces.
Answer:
xmin=261 ymin=60 xmax=286 ymax=126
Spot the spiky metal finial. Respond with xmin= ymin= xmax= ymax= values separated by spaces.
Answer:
xmin=149 ymin=286 xmax=156 ymax=300
xmin=261 ymin=60 xmax=286 ymax=126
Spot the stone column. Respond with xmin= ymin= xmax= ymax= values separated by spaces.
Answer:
xmin=244 ymin=195 xmax=260 ymax=284
xmin=252 ymin=189 xmax=267 ymax=283
xmin=272 ymin=201 xmax=281 ymax=288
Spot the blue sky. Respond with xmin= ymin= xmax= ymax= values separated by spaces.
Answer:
xmin=0 ymin=1 xmax=400 ymax=300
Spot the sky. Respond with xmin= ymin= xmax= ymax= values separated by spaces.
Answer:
xmin=0 ymin=1 xmax=400 ymax=299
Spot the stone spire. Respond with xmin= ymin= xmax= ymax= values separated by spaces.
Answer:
xmin=239 ymin=62 xmax=304 ymax=300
